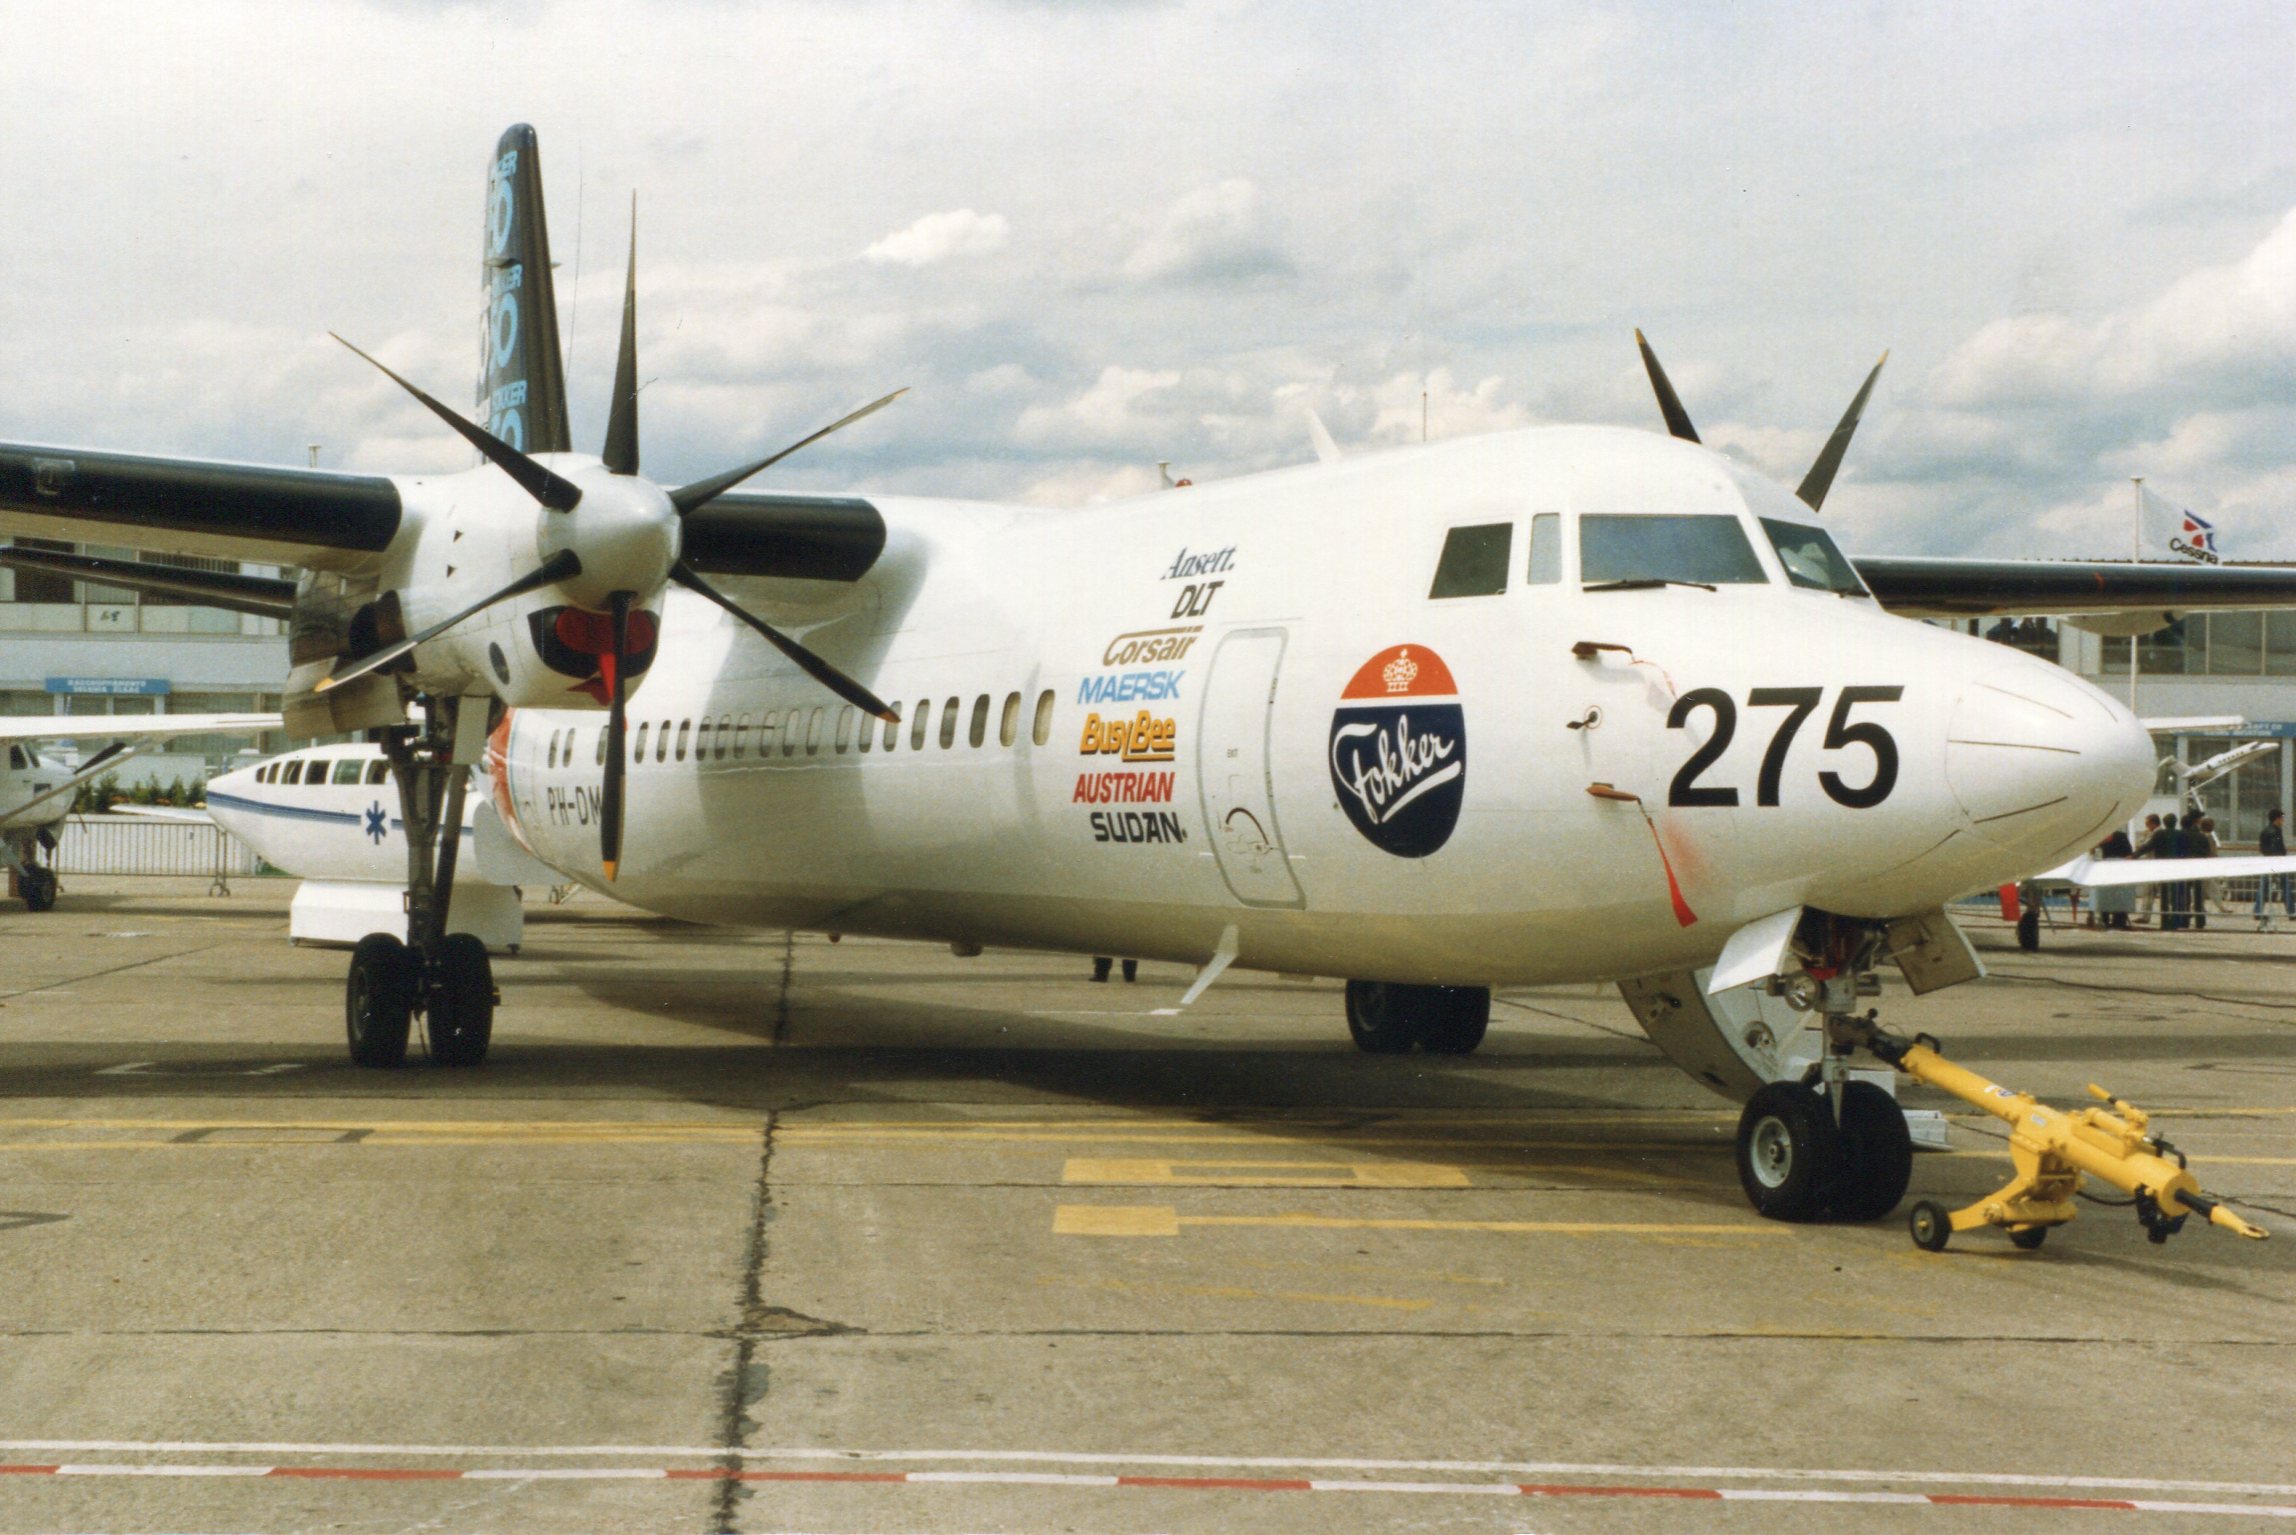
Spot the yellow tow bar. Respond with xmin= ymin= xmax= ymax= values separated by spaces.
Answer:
xmin=1880 ymin=1038 xmax=2268 ymax=1252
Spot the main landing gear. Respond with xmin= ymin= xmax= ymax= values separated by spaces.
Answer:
xmin=1344 ymin=980 xmax=1490 ymax=1055
xmin=345 ymin=695 xmax=497 ymax=1069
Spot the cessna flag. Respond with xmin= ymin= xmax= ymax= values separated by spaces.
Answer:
xmin=2140 ymin=484 xmax=2224 ymax=565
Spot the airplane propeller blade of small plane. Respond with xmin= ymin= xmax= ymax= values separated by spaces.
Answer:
xmin=315 ymin=549 xmax=582 ymax=694
xmin=1795 ymin=351 xmax=1888 ymax=512
xmin=601 ymin=200 xmax=641 ymax=476
xmin=600 ymin=590 xmax=631 ymax=881
xmin=670 ymin=561 xmax=898 ymax=722
xmin=330 ymin=333 xmax=584 ymax=512
xmin=666 ymin=389 xmax=909 ymax=516
xmin=1633 ymin=329 xmax=1701 ymax=444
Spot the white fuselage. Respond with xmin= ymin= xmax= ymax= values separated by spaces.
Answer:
xmin=450 ymin=426 xmax=2152 ymax=989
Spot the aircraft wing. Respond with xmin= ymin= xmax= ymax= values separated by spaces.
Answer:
xmin=0 ymin=443 xmax=401 ymax=573
xmin=2036 ymin=854 xmax=2296 ymax=888
xmin=1854 ymin=556 xmax=2296 ymax=619
xmin=0 ymin=713 xmax=282 ymax=743
xmin=106 ymin=804 xmax=216 ymax=825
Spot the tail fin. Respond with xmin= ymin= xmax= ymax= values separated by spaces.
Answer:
xmin=478 ymin=124 xmax=571 ymax=454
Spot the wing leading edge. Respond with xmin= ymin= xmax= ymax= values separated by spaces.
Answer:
xmin=1855 ymin=556 xmax=2296 ymax=620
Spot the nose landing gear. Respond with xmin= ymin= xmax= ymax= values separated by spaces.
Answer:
xmin=1734 ymin=1075 xmax=1913 ymax=1222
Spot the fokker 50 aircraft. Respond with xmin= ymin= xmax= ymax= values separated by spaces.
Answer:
xmin=6 ymin=125 xmax=2295 ymax=1231
xmin=0 ymin=710 xmax=281 ymax=908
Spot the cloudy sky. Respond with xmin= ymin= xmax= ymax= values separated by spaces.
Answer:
xmin=1 ymin=1 xmax=2290 ymax=558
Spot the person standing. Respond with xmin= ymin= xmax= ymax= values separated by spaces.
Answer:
xmin=2192 ymin=815 xmax=2218 ymax=929
xmin=2258 ymin=809 xmax=2293 ymax=931
xmin=2093 ymin=828 xmax=2136 ymax=931
xmin=2157 ymin=813 xmax=2189 ymax=931
xmin=2133 ymin=813 xmax=2164 ymax=927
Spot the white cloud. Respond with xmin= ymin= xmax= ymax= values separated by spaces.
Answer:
xmin=1122 ymin=179 xmax=1291 ymax=285
xmin=862 ymin=209 xmax=1010 ymax=268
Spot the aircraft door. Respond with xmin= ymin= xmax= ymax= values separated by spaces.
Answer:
xmin=1197 ymin=627 xmax=1305 ymax=907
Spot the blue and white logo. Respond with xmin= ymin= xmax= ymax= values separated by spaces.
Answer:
xmin=364 ymin=802 xmax=388 ymax=844
xmin=1077 ymin=670 xmax=1184 ymax=705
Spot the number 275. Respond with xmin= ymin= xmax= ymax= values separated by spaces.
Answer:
xmin=1667 ymin=686 xmax=1903 ymax=810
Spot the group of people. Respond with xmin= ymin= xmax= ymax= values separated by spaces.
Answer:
xmin=2088 ymin=808 xmax=2294 ymax=931
xmin=1983 ymin=616 xmax=2059 ymax=654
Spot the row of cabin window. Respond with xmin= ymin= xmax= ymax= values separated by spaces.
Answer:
xmin=254 ymin=756 xmax=389 ymax=787
xmin=544 ymin=690 xmax=1061 ymax=770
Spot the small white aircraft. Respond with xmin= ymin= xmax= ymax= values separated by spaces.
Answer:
xmin=7 ymin=126 xmax=2295 ymax=1233
xmin=200 ymin=743 xmax=552 ymax=952
xmin=0 ymin=712 xmax=280 ymax=909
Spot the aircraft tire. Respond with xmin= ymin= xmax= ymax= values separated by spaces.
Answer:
xmin=1421 ymin=986 xmax=1491 ymax=1055
xmin=426 ymin=933 xmax=495 ymax=1068
xmin=346 ymin=933 xmax=416 ymax=1069
xmin=18 ymin=866 xmax=56 ymax=913
xmin=1826 ymin=1081 xmax=1912 ymax=1221
xmin=1735 ymin=1082 xmax=1840 ymax=1222
xmin=2016 ymin=907 xmax=2041 ymax=951
xmin=1344 ymin=981 xmax=1420 ymax=1054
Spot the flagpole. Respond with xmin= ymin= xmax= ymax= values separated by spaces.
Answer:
xmin=2130 ymin=476 xmax=2143 ymax=710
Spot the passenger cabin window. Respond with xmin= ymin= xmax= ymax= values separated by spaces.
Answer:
xmin=835 ymin=706 xmax=854 ymax=753
xmin=675 ymin=720 xmax=691 ymax=762
xmin=634 ymin=722 xmax=650 ymax=762
xmin=367 ymin=760 xmax=390 ymax=784
xmin=1527 ymin=512 xmax=1561 ymax=584
xmin=805 ymin=707 xmax=825 ymax=755
xmin=783 ymin=709 xmax=801 ymax=757
xmin=734 ymin=714 xmax=750 ymax=758
xmin=911 ymin=700 xmax=930 ymax=751
xmin=968 ymin=695 xmax=989 ymax=748
xmin=1032 ymin=690 xmax=1054 ymax=746
xmin=939 ymin=696 xmax=960 ymax=749
xmin=657 ymin=721 xmax=672 ymax=763
xmin=1759 ymin=516 xmax=1868 ymax=596
xmin=717 ymin=715 xmax=733 ymax=760
xmin=333 ymin=759 xmax=363 ymax=785
xmin=595 ymin=732 xmax=607 ymax=767
xmin=882 ymin=707 xmax=901 ymax=751
xmin=1429 ymin=522 xmax=1513 ymax=598
xmin=999 ymin=692 xmax=1020 ymax=748
xmin=1579 ymin=513 xmax=1768 ymax=587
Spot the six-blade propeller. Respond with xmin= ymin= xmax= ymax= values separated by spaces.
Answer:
xmin=329 ymin=209 xmax=903 ymax=879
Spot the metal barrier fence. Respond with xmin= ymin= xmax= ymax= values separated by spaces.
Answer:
xmin=53 ymin=816 xmax=259 ymax=880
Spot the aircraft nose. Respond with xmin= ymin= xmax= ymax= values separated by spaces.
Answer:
xmin=1944 ymin=659 xmax=2154 ymax=859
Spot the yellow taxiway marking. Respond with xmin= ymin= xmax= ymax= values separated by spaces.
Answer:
xmin=1062 ymin=1157 xmax=1470 ymax=1189
xmin=1038 ymin=1273 xmax=1433 ymax=1312
xmin=1052 ymin=1204 xmax=1790 ymax=1239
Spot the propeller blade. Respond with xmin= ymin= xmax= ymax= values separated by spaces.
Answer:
xmin=600 ymin=591 xmax=630 ymax=881
xmin=667 ymin=388 xmax=908 ymax=516
xmin=315 ymin=549 xmax=581 ymax=694
xmin=671 ymin=561 xmax=897 ymax=721
xmin=1633 ymin=329 xmax=1700 ymax=444
xmin=331 ymin=333 xmax=584 ymax=512
xmin=1795 ymin=351 xmax=1888 ymax=512
xmin=601 ymin=198 xmax=641 ymax=476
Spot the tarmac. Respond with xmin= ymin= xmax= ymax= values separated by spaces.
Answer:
xmin=0 ymin=875 xmax=2291 ymax=1534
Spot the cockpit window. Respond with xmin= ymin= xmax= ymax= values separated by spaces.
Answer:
xmin=1579 ymin=514 xmax=1767 ymax=586
xmin=1759 ymin=516 xmax=1867 ymax=595
xmin=7 ymin=746 xmax=24 ymax=771
xmin=1428 ymin=522 xmax=1513 ymax=598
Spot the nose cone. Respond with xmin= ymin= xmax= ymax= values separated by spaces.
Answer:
xmin=1946 ymin=659 xmax=2153 ymax=865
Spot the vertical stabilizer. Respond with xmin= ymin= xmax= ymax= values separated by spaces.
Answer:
xmin=478 ymin=124 xmax=571 ymax=454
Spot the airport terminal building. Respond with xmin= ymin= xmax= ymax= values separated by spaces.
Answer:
xmin=0 ymin=543 xmax=286 ymax=785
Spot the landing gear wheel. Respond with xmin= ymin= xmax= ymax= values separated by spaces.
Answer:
xmin=1735 ymin=1082 xmax=1841 ymax=1222
xmin=1344 ymin=980 xmax=1420 ymax=1054
xmin=1827 ymin=1081 xmax=1913 ymax=1222
xmin=1908 ymin=1199 xmax=1952 ymax=1252
xmin=425 ymin=933 xmax=495 ymax=1067
xmin=346 ymin=933 xmax=416 ymax=1069
xmin=18 ymin=866 xmax=56 ymax=913
xmin=2008 ymin=1225 xmax=2048 ymax=1250
xmin=1421 ymin=987 xmax=1491 ymax=1055
xmin=2016 ymin=907 xmax=2041 ymax=951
